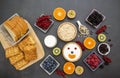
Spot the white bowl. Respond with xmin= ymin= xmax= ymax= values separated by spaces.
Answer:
xmin=44 ymin=35 xmax=57 ymax=48
xmin=97 ymin=43 xmax=110 ymax=55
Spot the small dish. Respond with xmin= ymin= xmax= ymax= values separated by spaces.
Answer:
xmin=44 ymin=35 xmax=57 ymax=48
xmin=34 ymin=14 xmax=54 ymax=33
xmin=57 ymin=22 xmax=77 ymax=42
xmin=0 ymin=13 xmax=30 ymax=46
xmin=40 ymin=55 xmax=60 ymax=75
xmin=86 ymin=9 xmax=106 ymax=28
xmin=76 ymin=20 xmax=90 ymax=37
xmin=83 ymin=51 xmax=104 ymax=71
xmin=97 ymin=43 xmax=110 ymax=55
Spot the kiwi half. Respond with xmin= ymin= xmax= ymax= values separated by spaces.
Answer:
xmin=98 ymin=34 xmax=106 ymax=42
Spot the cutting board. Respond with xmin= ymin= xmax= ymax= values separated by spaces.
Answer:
xmin=0 ymin=14 xmax=45 ymax=70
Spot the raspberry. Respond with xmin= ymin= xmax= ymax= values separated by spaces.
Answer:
xmin=86 ymin=53 xmax=102 ymax=69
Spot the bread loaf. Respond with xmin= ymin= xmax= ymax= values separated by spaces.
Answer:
xmin=3 ymin=16 xmax=28 ymax=41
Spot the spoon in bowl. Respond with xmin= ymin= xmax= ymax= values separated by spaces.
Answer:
xmin=76 ymin=20 xmax=90 ymax=37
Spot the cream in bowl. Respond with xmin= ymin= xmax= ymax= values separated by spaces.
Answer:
xmin=44 ymin=35 xmax=57 ymax=48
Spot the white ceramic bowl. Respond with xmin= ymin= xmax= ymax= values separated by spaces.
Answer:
xmin=44 ymin=35 xmax=57 ymax=48
xmin=97 ymin=43 xmax=110 ymax=55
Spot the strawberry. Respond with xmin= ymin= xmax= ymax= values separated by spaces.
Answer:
xmin=103 ymin=56 xmax=112 ymax=63
xmin=76 ymin=41 xmax=86 ymax=51
xmin=96 ymin=25 xmax=107 ymax=35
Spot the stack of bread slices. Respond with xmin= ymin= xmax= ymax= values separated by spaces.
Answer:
xmin=3 ymin=15 xmax=28 ymax=41
xmin=5 ymin=35 xmax=37 ymax=70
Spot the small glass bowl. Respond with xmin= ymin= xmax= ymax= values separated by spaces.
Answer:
xmin=85 ymin=9 xmax=106 ymax=28
xmin=40 ymin=55 xmax=60 ymax=75
xmin=34 ymin=14 xmax=54 ymax=33
xmin=83 ymin=51 xmax=104 ymax=71
xmin=97 ymin=43 xmax=110 ymax=55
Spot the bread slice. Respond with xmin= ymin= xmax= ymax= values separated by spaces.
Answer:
xmin=4 ymin=20 xmax=19 ymax=41
xmin=10 ymin=20 xmax=22 ymax=38
xmin=9 ymin=52 xmax=24 ymax=65
xmin=14 ymin=59 xmax=29 ymax=70
xmin=13 ymin=16 xmax=28 ymax=34
xmin=23 ymin=45 xmax=37 ymax=61
xmin=11 ymin=16 xmax=28 ymax=35
xmin=5 ymin=46 xmax=21 ymax=58
xmin=18 ymin=35 xmax=35 ymax=51
xmin=22 ymin=35 xmax=35 ymax=45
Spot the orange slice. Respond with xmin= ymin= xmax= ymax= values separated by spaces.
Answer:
xmin=53 ymin=7 xmax=66 ymax=21
xmin=68 ymin=54 xmax=76 ymax=59
xmin=63 ymin=62 xmax=75 ymax=75
xmin=83 ymin=37 xmax=96 ymax=49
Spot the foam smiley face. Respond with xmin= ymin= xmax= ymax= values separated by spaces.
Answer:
xmin=62 ymin=42 xmax=82 ymax=62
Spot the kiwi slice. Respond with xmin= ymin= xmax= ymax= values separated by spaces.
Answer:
xmin=75 ymin=66 xmax=84 ymax=75
xmin=53 ymin=47 xmax=61 ymax=56
xmin=98 ymin=34 xmax=106 ymax=42
xmin=67 ymin=10 xmax=76 ymax=19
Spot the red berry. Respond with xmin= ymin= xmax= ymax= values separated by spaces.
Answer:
xmin=36 ymin=15 xmax=52 ymax=30
xmin=86 ymin=53 xmax=102 ymax=69
xmin=103 ymin=56 xmax=112 ymax=63
xmin=96 ymin=25 xmax=107 ymax=34
xmin=76 ymin=41 xmax=86 ymax=51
